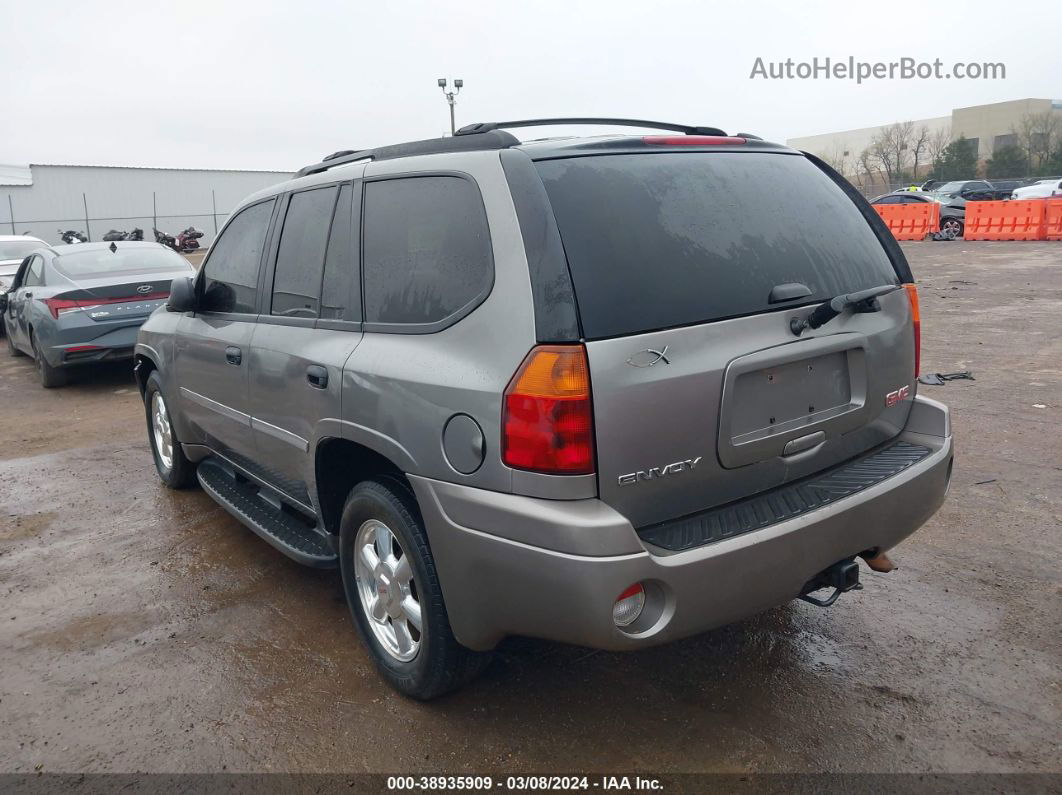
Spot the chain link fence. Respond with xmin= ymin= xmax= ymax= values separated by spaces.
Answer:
xmin=2 ymin=202 xmax=227 ymax=248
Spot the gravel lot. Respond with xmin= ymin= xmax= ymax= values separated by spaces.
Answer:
xmin=1 ymin=241 xmax=1059 ymax=776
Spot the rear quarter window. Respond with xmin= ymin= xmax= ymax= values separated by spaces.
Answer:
xmin=535 ymin=152 xmax=898 ymax=339
xmin=362 ymin=176 xmax=492 ymax=330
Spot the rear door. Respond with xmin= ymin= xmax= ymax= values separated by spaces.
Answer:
xmin=535 ymin=150 xmax=916 ymax=528
xmin=175 ymin=198 xmax=275 ymax=464
xmin=247 ymin=181 xmax=363 ymax=504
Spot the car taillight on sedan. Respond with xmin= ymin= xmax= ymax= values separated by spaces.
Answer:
xmin=44 ymin=297 xmax=87 ymax=319
xmin=44 ymin=292 xmax=169 ymax=319
xmin=502 ymin=344 xmax=596 ymax=475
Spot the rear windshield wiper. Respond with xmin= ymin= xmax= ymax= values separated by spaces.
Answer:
xmin=790 ymin=284 xmax=901 ymax=336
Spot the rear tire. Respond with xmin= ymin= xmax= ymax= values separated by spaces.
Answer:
xmin=339 ymin=479 xmax=491 ymax=700
xmin=32 ymin=334 xmax=67 ymax=388
xmin=144 ymin=371 xmax=197 ymax=489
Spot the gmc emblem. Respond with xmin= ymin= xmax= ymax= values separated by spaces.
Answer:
xmin=885 ymin=385 xmax=911 ymax=407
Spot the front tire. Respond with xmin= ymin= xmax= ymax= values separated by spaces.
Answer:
xmin=32 ymin=334 xmax=67 ymax=388
xmin=339 ymin=479 xmax=490 ymax=700
xmin=144 ymin=371 xmax=197 ymax=488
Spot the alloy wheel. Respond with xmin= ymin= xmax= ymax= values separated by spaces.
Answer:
xmin=151 ymin=392 xmax=174 ymax=471
xmin=353 ymin=519 xmax=422 ymax=662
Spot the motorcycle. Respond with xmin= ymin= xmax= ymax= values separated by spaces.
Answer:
xmin=154 ymin=228 xmax=177 ymax=250
xmin=176 ymin=226 xmax=204 ymax=253
xmin=103 ymin=227 xmax=144 ymax=242
xmin=58 ymin=229 xmax=88 ymax=244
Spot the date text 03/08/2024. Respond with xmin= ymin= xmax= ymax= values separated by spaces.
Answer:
xmin=386 ymin=775 xmax=665 ymax=791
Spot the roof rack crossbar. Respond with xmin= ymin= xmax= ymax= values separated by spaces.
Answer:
xmin=296 ymin=129 xmax=521 ymax=178
xmin=455 ymin=118 xmax=728 ymax=137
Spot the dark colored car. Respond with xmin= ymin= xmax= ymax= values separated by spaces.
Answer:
xmin=2 ymin=241 xmax=194 ymax=387
xmin=870 ymin=191 xmax=965 ymax=237
xmin=924 ymin=180 xmax=996 ymax=204
xmin=986 ymin=179 xmax=1026 ymax=200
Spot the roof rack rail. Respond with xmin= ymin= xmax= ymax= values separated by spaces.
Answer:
xmin=455 ymin=118 xmax=728 ymax=137
xmin=296 ymin=129 xmax=521 ymax=178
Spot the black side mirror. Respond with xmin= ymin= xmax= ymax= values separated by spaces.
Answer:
xmin=0 ymin=293 xmax=8 ymax=313
xmin=167 ymin=277 xmax=197 ymax=313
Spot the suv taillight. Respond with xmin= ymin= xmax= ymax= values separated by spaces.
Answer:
xmin=904 ymin=283 xmax=921 ymax=377
xmin=502 ymin=345 xmax=595 ymax=475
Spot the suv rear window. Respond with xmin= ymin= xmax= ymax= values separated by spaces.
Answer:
xmin=535 ymin=152 xmax=897 ymax=339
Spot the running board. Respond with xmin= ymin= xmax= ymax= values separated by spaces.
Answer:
xmin=197 ymin=458 xmax=337 ymax=568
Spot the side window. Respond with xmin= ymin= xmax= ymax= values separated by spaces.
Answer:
xmin=876 ymin=196 xmax=900 ymax=204
xmin=362 ymin=176 xmax=492 ymax=327
xmin=271 ymin=186 xmax=338 ymax=318
xmin=24 ymin=256 xmax=44 ymax=287
xmin=320 ymin=183 xmax=360 ymax=322
xmin=200 ymin=199 xmax=274 ymax=314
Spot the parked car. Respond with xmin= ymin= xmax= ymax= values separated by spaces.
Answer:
xmin=983 ymin=179 xmax=1027 ymax=200
xmin=870 ymin=191 xmax=966 ymax=237
xmin=1011 ymin=177 xmax=1062 ymax=200
xmin=136 ymin=119 xmax=953 ymax=699
xmin=924 ymin=180 xmax=997 ymax=203
xmin=2 ymin=241 xmax=194 ymax=387
xmin=0 ymin=234 xmax=46 ymax=298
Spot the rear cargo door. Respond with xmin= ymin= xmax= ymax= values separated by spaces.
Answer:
xmin=535 ymin=151 xmax=917 ymax=529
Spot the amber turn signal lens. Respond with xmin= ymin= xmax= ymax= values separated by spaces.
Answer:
xmin=502 ymin=345 xmax=595 ymax=475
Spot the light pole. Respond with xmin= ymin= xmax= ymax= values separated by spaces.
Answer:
xmin=438 ymin=78 xmax=463 ymax=136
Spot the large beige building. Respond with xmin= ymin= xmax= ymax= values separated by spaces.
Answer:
xmin=787 ymin=98 xmax=1062 ymax=182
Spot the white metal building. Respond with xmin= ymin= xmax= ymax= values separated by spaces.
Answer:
xmin=0 ymin=163 xmax=291 ymax=247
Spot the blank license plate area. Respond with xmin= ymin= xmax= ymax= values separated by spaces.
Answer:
xmin=730 ymin=351 xmax=852 ymax=444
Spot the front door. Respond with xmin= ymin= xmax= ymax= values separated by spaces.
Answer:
xmin=174 ymin=197 xmax=276 ymax=465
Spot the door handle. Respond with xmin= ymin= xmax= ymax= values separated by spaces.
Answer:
xmin=306 ymin=365 xmax=328 ymax=389
xmin=225 ymin=346 xmax=242 ymax=365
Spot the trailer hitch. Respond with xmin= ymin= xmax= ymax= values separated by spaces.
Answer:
xmin=799 ymin=557 xmax=862 ymax=607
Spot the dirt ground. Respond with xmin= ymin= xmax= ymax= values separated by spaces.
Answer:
xmin=0 ymin=242 xmax=1059 ymax=777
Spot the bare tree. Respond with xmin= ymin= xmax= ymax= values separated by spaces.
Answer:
xmin=818 ymin=143 xmax=853 ymax=177
xmin=869 ymin=123 xmax=911 ymax=184
xmin=926 ymin=125 xmax=952 ymax=170
xmin=910 ymin=124 xmax=931 ymax=179
xmin=867 ymin=122 xmax=917 ymax=184
xmin=1014 ymin=111 xmax=1061 ymax=172
xmin=858 ymin=147 xmax=880 ymax=188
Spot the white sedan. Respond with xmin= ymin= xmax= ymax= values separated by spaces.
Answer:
xmin=0 ymin=234 xmax=46 ymax=296
xmin=1011 ymin=178 xmax=1062 ymax=200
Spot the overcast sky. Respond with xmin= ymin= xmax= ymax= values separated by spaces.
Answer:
xmin=3 ymin=0 xmax=1060 ymax=171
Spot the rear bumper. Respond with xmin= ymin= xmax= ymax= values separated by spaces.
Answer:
xmin=412 ymin=396 xmax=952 ymax=652
xmin=40 ymin=323 xmax=143 ymax=368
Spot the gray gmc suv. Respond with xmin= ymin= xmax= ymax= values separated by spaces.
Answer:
xmin=136 ymin=118 xmax=953 ymax=699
